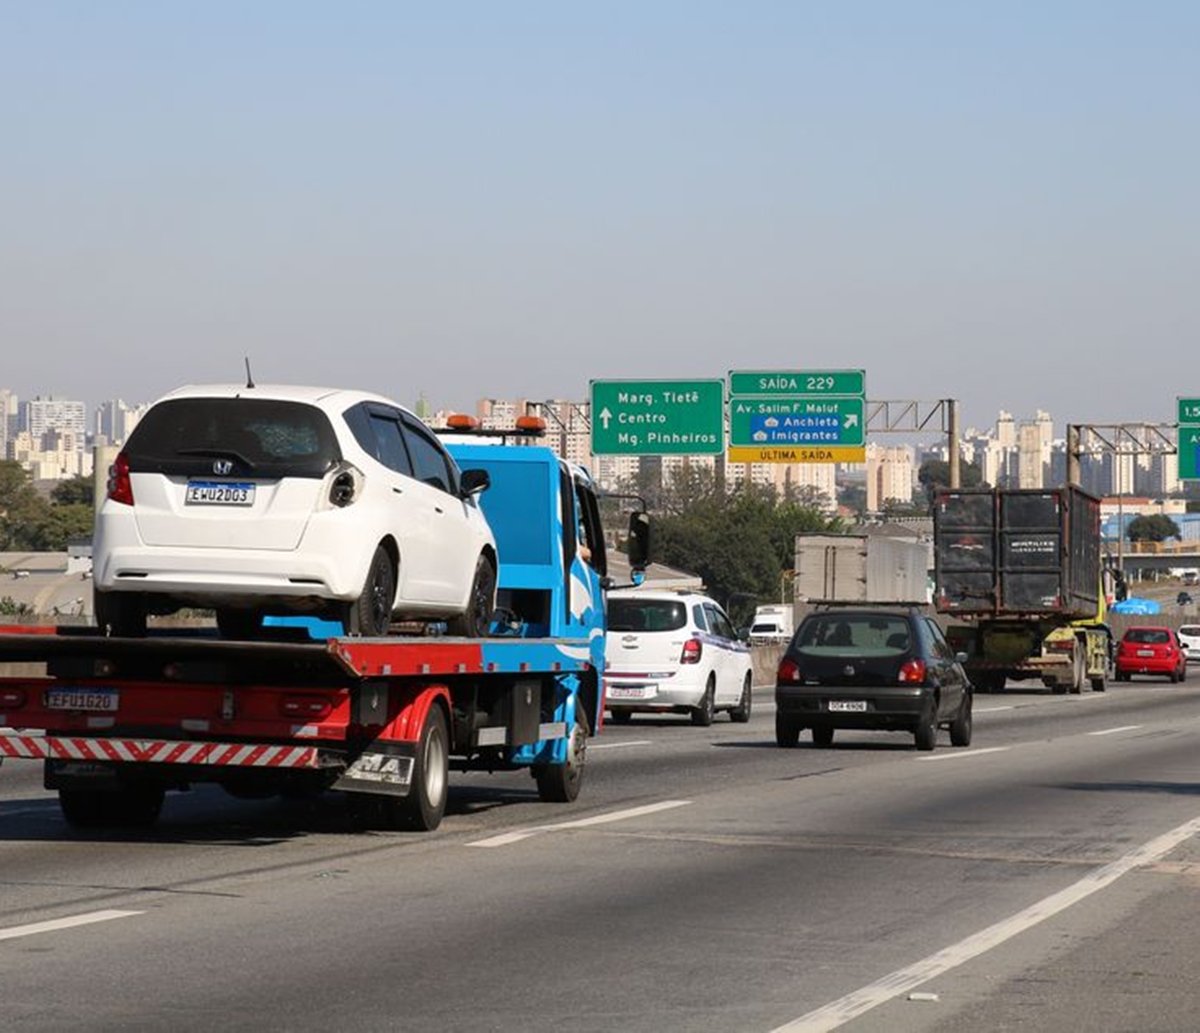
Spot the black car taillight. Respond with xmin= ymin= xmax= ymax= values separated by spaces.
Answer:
xmin=777 ymin=656 xmax=802 ymax=683
xmin=107 ymin=451 xmax=134 ymax=506
xmin=898 ymin=659 xmax=927 ymax=684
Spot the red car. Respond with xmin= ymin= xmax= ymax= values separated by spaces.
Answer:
xmin=1115 ymin=626 xmax=1188 ymax=683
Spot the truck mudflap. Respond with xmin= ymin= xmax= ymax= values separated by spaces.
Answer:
xmin=0 ymin=731 xmax=323 ymax=768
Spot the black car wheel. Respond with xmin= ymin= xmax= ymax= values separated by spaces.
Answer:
xmin=811 ymin=725 xmax=834 ymax=748
xmin=344 ymin=546 xmax=395 ymax=637
xmin=447 ymin=555 xmax=496 ymax=638
xmin=607 ymin=709 xmax=633 ymax=725
xmin=914 ymin=700 xmax=938 ymax=751
xmin=949 ymin=692 xmax=972 ymax=747
xmin=94 ymin=589 xmax=148 ymax=638
xmin=775 ymin=711 xmax=801 ymax=748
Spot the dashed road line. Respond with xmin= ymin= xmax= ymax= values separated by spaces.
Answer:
xmin=467 ymin=800 xmax=691 ymax=848
xmin=770 ymin=814 xmax=1200 ymax=1032
xmin=1087 ymin=725 xmax=1143 ymax=736
xmin=590 ymin=740 xmax=652 ymax=750
xmin=0 ymin=910 xmax=143 ymax=942
xmin=916 ymin=746 xmax=1011 ymax=763
xmin=974 ymin=705 xmax=1014 ymax=713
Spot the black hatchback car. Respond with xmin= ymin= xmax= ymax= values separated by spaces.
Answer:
xmin=775 ymin=607 xmax=972 ymax=751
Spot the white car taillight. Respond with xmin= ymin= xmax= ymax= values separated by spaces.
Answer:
xmin=322 ymin=462 xmax=364 ymax=509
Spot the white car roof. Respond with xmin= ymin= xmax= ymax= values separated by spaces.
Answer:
xmin=152 ymin=383 xmax=407 ymax=412
xmin=608 ymin=589 xmax=715 ymax=605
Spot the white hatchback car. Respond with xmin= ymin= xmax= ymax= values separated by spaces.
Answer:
xmin=93 ymin=384 xmax=497 ymax=638
xmin=1178 ymin=625 xmax=1200 ymax=664
xmin=603 ymin=590 xmax=754 ymax=726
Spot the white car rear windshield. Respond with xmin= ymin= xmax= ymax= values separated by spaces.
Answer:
xmin=125 ymin=398 xmax=341 ymax=478
xmin=608 ymin=599 xmax=687 ymax=633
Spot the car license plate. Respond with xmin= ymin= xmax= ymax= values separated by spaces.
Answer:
xmin=607 ymin=686 xmax=646 ymax=700
xmin=828 ymin=700 xmax=867 ymax=712
xmin=185 ymin=481 xmax=255 ymax=505
xmin=44 ymin=687 xmax=119 ymax=712
xmin=1137 ymin=649 xmax=1154 ymax=657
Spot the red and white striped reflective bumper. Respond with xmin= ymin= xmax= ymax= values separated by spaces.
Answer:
xmin=0 ymin=733 xmax=319 ymax=768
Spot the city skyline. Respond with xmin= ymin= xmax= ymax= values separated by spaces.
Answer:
xmin=3 ymin=5 xmax=1198 ymax=426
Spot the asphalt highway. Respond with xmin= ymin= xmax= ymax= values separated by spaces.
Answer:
xmin=4 ymin=679 xmax=1200 ymax=1032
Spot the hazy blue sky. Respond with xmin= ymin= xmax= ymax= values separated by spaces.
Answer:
xmin=2 ymin=2 xmax=1196 ymax=430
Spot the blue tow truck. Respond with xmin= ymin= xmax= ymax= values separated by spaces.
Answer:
xmin=0 ymin=419 xmax=648 ymax=832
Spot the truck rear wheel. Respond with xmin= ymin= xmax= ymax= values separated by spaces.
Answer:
xmin=394 ymin=705 xmax=450 ymax=830
xmin=534 ymin=708 xmax=588 ymax=803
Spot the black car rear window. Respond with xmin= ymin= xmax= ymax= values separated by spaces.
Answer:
xmin=1124 ymin=628 xmax=1170 ymax=645
xmin=607 ymin=599 xmax=687 ymax=633
xmin=796 ymin=614 xmax=912 ymax=654
xmin=124 ymin=398 xmax=341 ymax=478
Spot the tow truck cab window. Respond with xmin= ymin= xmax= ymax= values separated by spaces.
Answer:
xmin=574 ymin=476 xmax=607 ymax=577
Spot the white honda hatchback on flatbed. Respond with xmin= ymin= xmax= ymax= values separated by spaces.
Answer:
xmin=93 ymin=383 xmax=497 ymax=638
xmin=603 ymin=589 xmax=754 ymax=726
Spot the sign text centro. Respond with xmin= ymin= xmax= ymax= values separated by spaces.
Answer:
xmin=590 ymin=379 xmax=725 ymax=455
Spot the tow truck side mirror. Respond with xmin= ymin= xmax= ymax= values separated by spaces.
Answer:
xmin=626 ymin=511 xmax=651 ymax=571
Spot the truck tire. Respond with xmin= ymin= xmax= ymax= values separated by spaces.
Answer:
xmin=729 ymin=674 xmax=753 ymax=723
xmin=59 ymin=784 xmax=164 ymax=829
xmin=775 ymin=712 xmax=801 ymax=748
xmin=534 ymin=708 xmax=588 ymax=803
xmin=1090 ymin=674 xmax=1107 ymax=692
xmin=447 ymin=555 xmax=496 ymax=638
xmin=93 ymin=589 xmax=147 ymax=638
xmin=690 ymin=678 xmax=716 ymax=727
xmin=395 ymin=704 xmax=450 ymax=830
xmin=1069 ymin=648 xmax=1085 ymax=695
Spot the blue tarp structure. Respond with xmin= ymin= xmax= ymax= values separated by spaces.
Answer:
xmin=1110 ymin=597 xmax=1162 ymax=615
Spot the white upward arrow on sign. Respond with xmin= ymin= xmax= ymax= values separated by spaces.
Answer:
xmin=599 ymin=407 xmax=613 ymax=429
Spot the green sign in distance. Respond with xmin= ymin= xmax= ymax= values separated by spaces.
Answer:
xmin=590 ymin=379 xmax=725 ymax=455
xmin=1179 ymin=397 xmax=1200 ymax=481
xmin=727 ymin=369 xmax=867 ymax=451
xmin=729 ymin=396 xmax=865 ymax=447
xmin=729 ymin=369 xmax=865 ymax=398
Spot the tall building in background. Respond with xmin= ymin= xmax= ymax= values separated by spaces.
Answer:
xmin=0 ymin=389 xmax=15 ymax=458
xmin=866 ymin=444 xmax=915 ymax=510
xmin=1017 ymin=422 xmax=1045 ymax=489
xmin=95 ymin=399 xmax=147 ymax=446
xmin=22 ymin=397 xmax=87 ymax=441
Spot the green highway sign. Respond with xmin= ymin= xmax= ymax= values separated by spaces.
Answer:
xmin=590 ymin=379 xmax=725 ymax=455
xmin=728 ymin=369 xmax=867 ymax=462
xmin=1179 ymin=396 xmax=1200 ymax=481
xmin=729 ymin=370 xmax=865 ymax=397
xmin=729 ymin=396 xmax=865 ymax=447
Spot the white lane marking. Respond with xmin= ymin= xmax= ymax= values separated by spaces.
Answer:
xmin=590 ymin=740 xmax=653 ymax=750
xmin=1087 ymin=725 xmax=1143 ymax=736
xmin=916 ymin=747 xmax=1011 ymax=763
xmin=975 ymin=705 xmax=1014 ymax=713
xmin=771 ymin=814 xmax=1200 ymax=1032
xmin=467 ymin=800 xmax=691 ymax=848
xmin=0 ymin=909 xmax=143 ymax=942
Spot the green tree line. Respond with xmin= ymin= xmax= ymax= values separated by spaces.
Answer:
xmin=0 ymin=462 xmax=94 ymax=551
xmin=628 ymin=467 xmax=843 ymax=626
